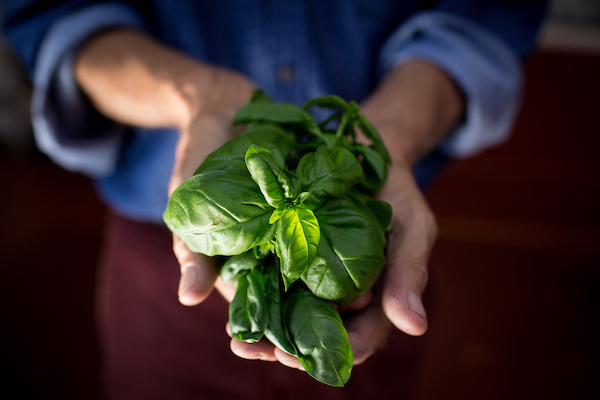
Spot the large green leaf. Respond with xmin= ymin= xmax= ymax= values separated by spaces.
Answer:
xmin=229 ymin=267 xmax=269 ymax=342
xmin=275 ymin=207 xmax=320 ymax=289
xmin=195 ymin=123 xmax=295 ymax=175
xmin=301 ymin=196 xmax=386 ymax=304
xmin=284 ymin=288 xmax=353 ymax=387
xmin=296 ymin=145 xmax=362 ymax=210
xmin=164 ymin=169 xmax=275 ymax=256
xmin=347 ymin=189 xmax=392 ymax=235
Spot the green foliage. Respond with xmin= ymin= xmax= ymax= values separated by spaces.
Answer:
xmin=302 ymin=196 xmax=388 ymax=304
xmin=229 ymin=267 xmax=269 ymax=342
xmin=163 ymin=89 xmax=392 ymax=386
xmin=275 ymin=207 xmax=320 ymax=289
xmin=284 ymin=288 xmax=353 ymax=387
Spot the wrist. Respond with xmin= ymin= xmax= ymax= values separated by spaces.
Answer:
xmin=361 ymin=60 xmax=465 ymax=165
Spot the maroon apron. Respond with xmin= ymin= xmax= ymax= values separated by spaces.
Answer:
xmin=97 ymin=212 xmax=423 ymax=400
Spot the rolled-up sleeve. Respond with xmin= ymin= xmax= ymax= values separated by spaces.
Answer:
xmin=379 ymin=4 xmax=545 ymax=158
xmin=32 ymin=2 xmax=147 ymax=176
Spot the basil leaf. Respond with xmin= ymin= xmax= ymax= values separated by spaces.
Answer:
xmin=335 ymin=112 xmax=350 ymax=142
xmin=284 ymin=288 xmax=353 ymax=387
xmin=347 ymin=189 xmax=392 ymax=235
xmin=229 ymin=267 xmax=269 ymax=342
xmin=234 ymin=101 xmax=325 ymax=140
xmin=164 ymin=169 xmax=276 ymax=256
xmin=301 ymin=196 xmax=386 ymax=304
xmin=296 ymin=145 xmax=362 ymax=210
xmin=233 ymin=102 xmax=311 ymax=126
xmin=303 ymin=95 xmax=349 ymax=111
xmin=354 ymin=143 xmax=388 ymax=192
xmin=263 ymin=261 xmax=297 ymax=355
xmin=195 ymin=123 xmax=295 ymax=175
xmin=356 ymin=114 xmax=391 ymax=164
xmin=221 ymin=250 xmax=262 ymax=282
xmin=276 ymin=207 xmax=320 ymax=289
xmin=245 ymin=144 xmax=298 ymax=208
xmin=248 ymin=89 xmax=273 ymax=104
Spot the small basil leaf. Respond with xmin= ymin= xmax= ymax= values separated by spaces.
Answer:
xmin=356 ymin=115 xmax=391 ymax=164
xmin=245 ymin=145 xmax=287 ymax=208
xmin=221 ymin=250 xmax=262 ymax=282
xmin=233 ymin=102 xmax=312 ymax=126
xmin=303 ymin=95 xmax=349 ymax=111
xmin=284 ymin=288 xmax=353 ymax=387
xmin=263 ymin=261 xmax=297 ymax=355
xmin=248 ymin=89 xmax=273 ymax=104
xmin=229 ymin=267 xmax=269 ymax=342
xmin=281 ymin=170 xmax=302 ymax=200
xmin=234 ymin=102 xmax=325 ymax=141
xmin=354 ymin=143 xmax=388 ymax=192
xmin=276 ymin=207 xmax=320 ymax=289
xmin=335 ymin=112 xmax=350 ymax=142
xmin=269 ymin=207 xmax=287 ymax=224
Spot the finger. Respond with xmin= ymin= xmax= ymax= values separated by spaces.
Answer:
xmin=230 ymin=338 xmax=278 ymax=362
xmin=344 ymin=304 xmax=391 ymax=365
xmin=168 ymin=128 xmax=194 ymax=196
xmin=214 ymin=276 xmax=236 ymax=303
xmin=381 ymin=217 xmax=434 ymax=336
xmin=274 ymin=348 xmax=305 ymax=371
xmin=173 ymin=234 xmax=218 ymax=306
xmin=375 ymin=164 xmax=436 ymax=337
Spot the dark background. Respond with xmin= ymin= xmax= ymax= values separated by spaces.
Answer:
xmin=1 ymin=6 xmax=599 ymax=400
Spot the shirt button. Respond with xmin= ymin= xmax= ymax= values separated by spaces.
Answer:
xmin=277 ymin=65 xmax=295 ymax=85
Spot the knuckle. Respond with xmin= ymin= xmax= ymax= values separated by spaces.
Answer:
xmin=416 ymin=267 xmax=430 ymax=288
xmin=408 ymin=263 xmax=429 ymax=289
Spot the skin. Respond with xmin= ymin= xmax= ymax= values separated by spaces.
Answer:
xmin=74 ymin=29 xmax=464 ymax=370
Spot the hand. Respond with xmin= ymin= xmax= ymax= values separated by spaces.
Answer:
xmin=74 ymin=28 xmax=256 ymax=306
xmin=168 ymin=71 xmax=256 ymax=306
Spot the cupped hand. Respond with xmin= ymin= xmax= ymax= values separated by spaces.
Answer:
xmin=228 ymin=159 xmax=436 ymax=370
xmin=168 ymin=69 xmax=255 ymax=306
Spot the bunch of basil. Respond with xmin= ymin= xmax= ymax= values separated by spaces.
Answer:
xmin=163 ymin=90 xmax=392 ymax=387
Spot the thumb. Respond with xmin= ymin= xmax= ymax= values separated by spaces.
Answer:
xmin=381 ymin=212 xmax=436 ymax=336
xmin=173 ymin=234 xmax=219 ymax=306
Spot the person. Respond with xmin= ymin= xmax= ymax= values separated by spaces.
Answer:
xmin=2 ymin=1 xmax=547 ymax=398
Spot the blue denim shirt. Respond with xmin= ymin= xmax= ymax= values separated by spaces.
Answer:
xmin=2 ymin=0 xmax=547 ymax=223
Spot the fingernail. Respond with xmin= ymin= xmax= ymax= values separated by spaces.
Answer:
xmin=178 ymin=264 xmax=199 ymax=297
xmin=408 ymin=292 xmax=427 ymax=321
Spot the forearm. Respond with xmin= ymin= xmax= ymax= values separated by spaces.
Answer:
xmin=74 ymin=29 xmax=253 ymax=129
xmin=361 ymin=60 xmax=465 ymax=166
